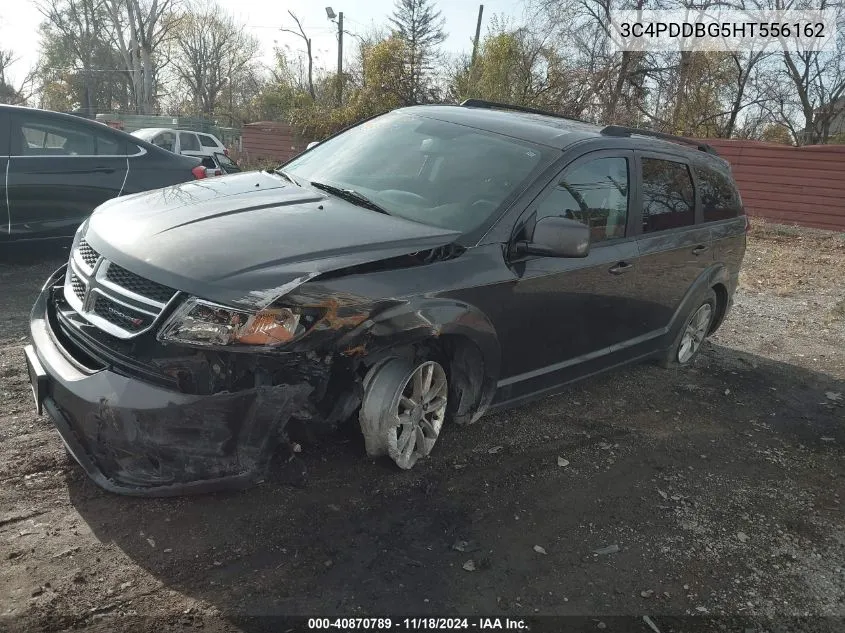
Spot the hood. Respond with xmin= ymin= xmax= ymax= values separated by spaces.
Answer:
xmin=85 ymin=171 xmax=461 ymax=308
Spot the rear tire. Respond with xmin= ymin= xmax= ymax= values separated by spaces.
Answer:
xmin=659 ymin=289 xmax=717 ymax=369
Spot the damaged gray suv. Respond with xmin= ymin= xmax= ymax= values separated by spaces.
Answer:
xmin=25 ymin=100 xmax=746 ymax=495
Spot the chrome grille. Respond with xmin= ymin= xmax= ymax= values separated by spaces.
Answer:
xmin=92 ymin=295 xmax=155 ymax=332
xmin=77 ymin=239 xmax=99 ymax=268
xmin=63 ymin=235 xmax=179 ymax=339
xmin=105 ymin=264 xmax=175 ymax=303
xmin=70 ymin=273 xmax=86 ymax=302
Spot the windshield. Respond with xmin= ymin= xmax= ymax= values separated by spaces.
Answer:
xmin=283 ymin=111 xmax=552 ymax=233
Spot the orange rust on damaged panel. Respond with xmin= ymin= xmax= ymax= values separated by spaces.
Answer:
xmin=316 ymin=298 xmax=369 ymax=331
xmin=342 ymin=344 xmax=368 ymax=357
xmin=694 ymin=138 xmax=845 ymax=232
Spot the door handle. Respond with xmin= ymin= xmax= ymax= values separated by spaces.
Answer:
xmin=92 ymin=167 xmax=116 ymax=174
xmin=692 ymin=244 xmax=709 ymax=256
xmin=609 ymin=261 xmax=634 ymax=275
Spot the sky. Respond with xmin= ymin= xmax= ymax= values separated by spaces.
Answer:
xmin=0 ymin=0 xmax=524 ymax=87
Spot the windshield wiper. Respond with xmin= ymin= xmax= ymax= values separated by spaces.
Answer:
xmin=274 ymin=169 xmax=301 ymax=186
xmin=309 ymin=181 xmax=390 ymax=215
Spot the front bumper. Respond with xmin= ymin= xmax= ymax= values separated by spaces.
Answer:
xmin=27 ymin=267 xmax=312 ymax=496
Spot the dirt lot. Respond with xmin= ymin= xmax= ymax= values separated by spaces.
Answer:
xmin=1 ymin=223 xmax=844 ymax=633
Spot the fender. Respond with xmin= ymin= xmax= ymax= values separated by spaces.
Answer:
xmin=663 ymin=263 xmax=732 ymax=348
xmin=336 ymin=297 xmax=502 ymax=422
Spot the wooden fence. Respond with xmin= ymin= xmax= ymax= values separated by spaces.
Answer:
xmin=702 ymin=139 xmax=845 ymax=232
xmin=239 ymin=121 xmax=308 ymax=165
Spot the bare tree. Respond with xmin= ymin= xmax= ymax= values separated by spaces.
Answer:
xmin=104 ymin=0 xmax=178 ymax=113
xmin=37 ymin=0 xmax=107 ymax=114
xmin=0 ymin=49 xmax=37 ymax=105
xmin=170 ymin=2 xmax=260 ymax=116
xmin=280 ymin=11 xmax=315 ymax=99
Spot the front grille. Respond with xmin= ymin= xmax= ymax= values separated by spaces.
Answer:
xmin=77 ymin=239 xmax=99 ymax=268
xmin=92 ymin=295 xmax=155 ymax=332
xmin=64 ymin=233 xmax=181 ymax=339
xmin=70 ymin=273 xmax=86 ymax=301
xmin=105 ymin=264 xmax=175 ymax=303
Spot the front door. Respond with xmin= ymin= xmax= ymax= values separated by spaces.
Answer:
xmin=479 ymin=150 xmax=650 ymax=401
xmin=7 ymin=111 xmax=128 ymax=240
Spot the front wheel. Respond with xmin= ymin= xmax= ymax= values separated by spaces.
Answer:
xmin=659 ymin=289 xmax=717 ymax=368
xmin=359 ymin=358 xmax=449 ymax=469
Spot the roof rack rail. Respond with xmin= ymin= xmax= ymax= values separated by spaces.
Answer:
xmin=459 ymin=99 xmax=590 ymax=124
xmin=600 ymin=125 xmax=719 ymax=156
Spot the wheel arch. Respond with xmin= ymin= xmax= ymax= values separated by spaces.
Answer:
xmin=665 ymin=264 xmax=730 ymax=345
xmin=337 ymin=298 xmax=501 ymax=424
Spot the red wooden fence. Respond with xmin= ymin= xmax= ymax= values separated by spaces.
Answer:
xmin=240 ymin=121 xmax=308 ymax=165
xmin=701 ymin=139 xmax=845 ymax=232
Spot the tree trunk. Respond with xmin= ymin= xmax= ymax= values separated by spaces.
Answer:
xmin=141 ymin=46 xmax=153 ymax=113
xmin=606 ymin=51 xmax=631 ymax=123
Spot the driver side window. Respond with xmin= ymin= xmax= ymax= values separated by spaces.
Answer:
xmin=535 ymin=157 xmax=629 ymax=243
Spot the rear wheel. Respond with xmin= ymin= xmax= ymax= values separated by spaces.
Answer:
xmin=660 ymin=289 xmax=717 ymax=368
xmin=359 ymin=358 xmax=448 ymax=469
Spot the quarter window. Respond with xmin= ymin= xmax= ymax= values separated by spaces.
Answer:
xmin=179 ymin=132 xmax=201 ymax=151
xmin=13 ymin=116 xmax=127 ymax=156
xmin=695 ymin=165 xmax=742 ymax=221
xmin=153 ymin=131 xmax=176 ymax=152
xmin=198 ymin=134 xmax=218 ymax=147
xmin=534 ymin=157 xmax=629 ymax=242
xmin=640 ymin=158 xmax=695 ymax=233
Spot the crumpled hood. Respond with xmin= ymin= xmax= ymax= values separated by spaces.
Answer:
xmin=85 ymin=171 xmax=461 ymax=308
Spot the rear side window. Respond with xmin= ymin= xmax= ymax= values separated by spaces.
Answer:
xmin=199 ymin=134 xmax=218 ymax=147
xmin=179 ymin=132 xmax=201 ymax=151
xmin=695 ymin=165 xmax=742 ymax=221
xmin=12 ymin=115 xmax=127 ymax=156
xmin=641 ymin=158 xmax=695 ymax=233
xmin=535 ymin=157 xmax=629 ymax=242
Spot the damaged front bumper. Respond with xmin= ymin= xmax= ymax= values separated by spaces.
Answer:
xmin=27 ymin=267 xmax=315 ymax=496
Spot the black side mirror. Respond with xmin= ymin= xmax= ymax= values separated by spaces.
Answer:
xmin=524 ymin=216 xmax=591 ymax=258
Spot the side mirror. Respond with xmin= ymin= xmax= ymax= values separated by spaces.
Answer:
xmin=524 ymin=216 xmax=590 ymax=258
xmin=306 ymin=141 xmax=319 ymax=150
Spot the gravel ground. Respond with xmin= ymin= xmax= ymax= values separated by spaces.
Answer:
xmin=0 ymin=224 xmax=844 ymax=633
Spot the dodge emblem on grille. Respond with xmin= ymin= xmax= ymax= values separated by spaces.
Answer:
xmin=106 ymin=305 xmax=144 ymax=327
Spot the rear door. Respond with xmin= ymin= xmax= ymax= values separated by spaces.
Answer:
xmin=0 ymin=109 xmax=9 ymax=242
xmin=633 ymin=152 xmax=714 ymax=333
xmin=693 ymin=161 xmax=746 ymax=282
xmin=7 ymin=111 xmax=128 ymax=240
xmin=178 ymin=131 xmax=204 ymax=157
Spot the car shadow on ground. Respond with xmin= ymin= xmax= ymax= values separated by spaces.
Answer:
xmin=64 ymin=343 xmax=845 ymax=629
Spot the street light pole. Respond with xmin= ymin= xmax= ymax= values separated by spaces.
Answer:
xmin=336 ymin=11 xmax=344 ymax=104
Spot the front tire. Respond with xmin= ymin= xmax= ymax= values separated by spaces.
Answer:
xmin=659 ymin=289 xmax=717 ymax=368
xmin=359 ymin=358 xmax=448 ymax=469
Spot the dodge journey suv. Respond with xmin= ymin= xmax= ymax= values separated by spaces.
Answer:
xmin=25 ymin=99 xmax=746 ymax=495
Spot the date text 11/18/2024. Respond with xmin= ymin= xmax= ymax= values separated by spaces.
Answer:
xmin=307 ymin=617 xmax=530 ymax=630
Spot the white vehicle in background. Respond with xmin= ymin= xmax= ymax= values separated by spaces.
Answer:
xmin=131 ymin=128 xmax=228 ymax=159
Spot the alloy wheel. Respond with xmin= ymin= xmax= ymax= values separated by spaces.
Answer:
xmin=677 ymin=303 xmax=713 ymax=364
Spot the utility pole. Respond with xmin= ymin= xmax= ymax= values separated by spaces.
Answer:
xmin=471 ymin=5 xmax=484 ymax=65
xmin=337 ymin=11 xmax=344 ymax=105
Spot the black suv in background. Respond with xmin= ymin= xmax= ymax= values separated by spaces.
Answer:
xmin=25 ymin=100 xmax=747 ymax=495
xmin=0 ymin=105 xmax=202 ymax=243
